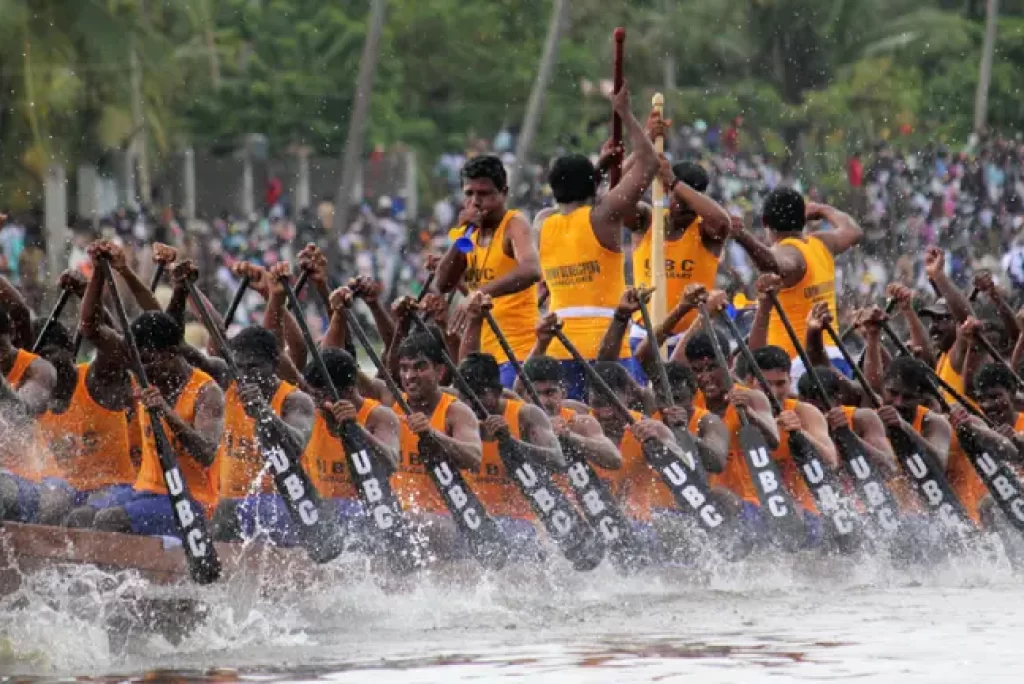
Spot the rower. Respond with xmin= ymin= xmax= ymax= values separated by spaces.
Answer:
xmin=211 ymin=327 xmax=316 ymax=545
xmin=391 ymin=331 xmax=483 ymax=557
xmin=300 ymin=347 xmax=401 ymax=549
xmin=456 ymin=352 xmax=562 ymax=556
xmin=734 ymin=345 xmax=839 ymax=548
xmin=731 ymin=190 xmax=862 ymax=384
xmin=93 ymin=311 xmax=225 ymax=536
xmin=535 ymin=81 xmax=658 ymax=398
xmin=920 ymin=248 xmax=978 ymax=400
xmin=436 ymin=156 xmax=540 ymax=389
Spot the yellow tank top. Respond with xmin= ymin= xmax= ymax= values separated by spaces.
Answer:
xmin=934 ymin=353 xmax=967 ymax=405
xmin=2 ymin=349 xmax=62 ymax=481
xmin=134 ymin=369 xmax=219 ymax=513
xmin=216 ymin=381 xmax=296 ymax=499
xmin=456 ymin=211 xmax=539 ymax=361
xmin=766 ymin=236 xmax=836 ymax=358
xmin=633 ymin=216 xmax=720 ymax=334
xmin=468 ymin=399 xmax=535 ymax=519
xmin=539 ymin=206 xmax=629 ymax=360
xmin=392 ymin=392 xmax=457 ymax=514
xmin=303 ymin=398 xmax=381 ymax=500
xmin=592 ymin=410 xmax=654 ymax=522
xmin=38 ymin=363 xmax=136 ymax=491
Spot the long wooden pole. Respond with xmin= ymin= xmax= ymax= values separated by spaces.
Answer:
xmin=608 ymin=28 xmax=626 ymax=189
xmin=650 ymin=92 xmax=667 ymax=338
xmin=974 ymin=0 xmax=999 ymax=133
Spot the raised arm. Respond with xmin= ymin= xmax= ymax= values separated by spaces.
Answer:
xmin=805 ymin=300 xmax=832 ymax=369
xmin=635 ymin=284 xmax=703 ymax=369
xmin=0 ymin=274 xmax=32 ymax=350
xmin=141 ymin=382 xmax=225 ymax=468
xmin=349 ymin=276 xmax=395 ymax=350
xmin=728 ymin=218 xmax=806 ymax=286
xmin=104 ymin=240 xmax=162 ymax=313
xmin=924 ymin=247 xmax=974 ymax=323
xmin=597 ymin=287 xmax=644 ymax=362
xmin=656 ymin=155 xmax=730 ymax=242
xmin=749 ymin=274 xmax=781 ymax=351
xmin=456 ymin=292 xmax=491 ymax=362
xmin=793 ymin=401 xmax=839 ymax=468
xmin=806 ymin=202 xmax=863 ymax=256
xmin=974 ymin=270 xmax=1020 ymax=347
xmin=888 ymin=282 xmax=936 ymax=368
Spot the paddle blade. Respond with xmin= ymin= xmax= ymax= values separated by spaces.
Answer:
xmin=787 ymin=430 xmax=864 ymax=551
xmin=736 ymin=423 xmax=805 ymax=548
xmin=955 ymin=424 xmax=1024 ymax=534
xmin=641 ymin=435 xmax=726 ymax=533
xmin=832 ymin=425 xmax=902 ymax=536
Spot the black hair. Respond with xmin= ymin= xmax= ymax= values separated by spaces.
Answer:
xmin=884 ymin=356 xmax=933 ymax=396
xmin=461 ymin=155 xmax=508 ymax=193
xmin=396 ymin=331 xmax=446 ymax=366
xmin=590 ymin=360 xmax=633 ymax=395
xmin=548 ymin=154 xmax=599 ymax=204
xmin=735 ymin=345 xmax=791 ymax=379
xmin=671 ymin=161 xmax=709 ymax=193
xmin=685 ymin=330 xmax=731 ymax=363
xmin=304 ymin=348 xmax=359 ymax=393
xmin=31 ymin=318 xmax=72 ymax=353
xmin=457 ymin=352 xmax=502 ymax=393
xmin=523 ymin=354 xmax=563 ymax=384
xmin=229 ymin=326 xmax=280 ymax=367
xmin=130 ymin=311 xmax=183 ymax=352
xmin=973 ymin=362 xmax=1017 ymax=395
xmin=762 ymin=187 xmax=806 ymax=234
xmin=797 ymin=365 xmax=842 ymax=399
xmin=664 ymin=361 xmax=696 ymax=402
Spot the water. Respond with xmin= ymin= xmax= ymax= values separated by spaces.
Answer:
xmin=3 ymin=537 xmax=1024 ymax=683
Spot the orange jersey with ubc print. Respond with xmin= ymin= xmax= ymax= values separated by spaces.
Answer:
xmin=926 ymin=406 xmax=986 ymax=524
xmin=38 ymin=363 xmax=135 ymax=491
xmin=2 ymin=349 xmax=62 ymax=481
xmin=772 ymin=398 xmax=818 ymax=514
xmin=303 ymin=398 xmax=381 ymax=500
xmin=133 ymin=369 xmax=219 ymax=513
xmin=216 ymin=381 xmax=297 ymax=499
xmin=467 ymin=399 xmax=535 ymax=519
xmin=694 ymin=391 xmax=761 ymax=505
xmin=392 ymin=393 xmax=458 ymax=514
xmin=592 ymin=410 xmax=656 ymax=522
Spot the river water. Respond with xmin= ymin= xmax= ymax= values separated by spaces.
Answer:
xmin=2 ymin=535 xmax=1024 ymax=683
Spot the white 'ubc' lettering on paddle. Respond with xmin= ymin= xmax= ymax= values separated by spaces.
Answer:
xmin=165 ymin=468 xmax=209 ymax=556
xmin=906 ymin=454 xmax=928 ymax=479
xmin=352 ymin=450 xmax=394 ymax=530
xmin=433 ymin=462 xmax=482 ymax=530
xmin=877 ymin=507 xmax=899 ymax=531
xmin=165 ymin=468 xmax=184 ymax=495
xmin=767 ymin=496 xmax=788 ymax=518
xmin=850 ymin=456 xmax=871 ymax=480
xmin=750 ymin=447 xmax=769 ymax=468
xmin=1011 ymin=498 xmax=1024 ymax=523
xmin=515 ymin=463 xmax=573 ymax=537
xmin=863 ymin=481 xmax=885 ymax=507
xmin=978 ymin=452 xmax=998 ymax=477
xmin=662 ymin=462 xmax=724 ymax=528
xmin=567 ymin=464 xmax=619 ymax=541
xmin=802 ymin=460 xmax=825 ymax=484
xmin=832 ymin=510 xmax=854 ymax=535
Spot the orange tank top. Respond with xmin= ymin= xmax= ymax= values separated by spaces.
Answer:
xmin=468 ymin=399 xmax=535 ymax=519
xmin=539 ymin=206 xmax=629 ymax=360
xmin=456 ymin=211 xmax=539 ymax=361
xmin=1012 ymin=413 xmax=1024 ymax=481
xmin=929 ymin=406 xmax=985 ymax=524
xmin=216 ymin=381 xmax=296 ymax=499
xmin=766 ymin=236 xmax=836 ymax=358
xmin=38 ymin=363 xmax=136 ymax=490
xmin=303 ymin=398 xmax=381 ymax=500
xmin=695 ymin=391 xmax=761 ymax=505
xmin=771 ymin=399 xmax=817 ymax=513
xmin=392 ymin=392 xmax=457 ymax=514
xmin=592 ymin=410 xmax=655 ymax=522
xmin=633 ymin=216 xmax=719 ymax=334
xmin=134 ymin=369 xmax=219 ymax=512
xmin=1 ymin=349 xmax=62 ymax=481
xmin=648 ymin=406 xmax=709 ymax=510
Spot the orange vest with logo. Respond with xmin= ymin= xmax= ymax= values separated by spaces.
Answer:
xmin=392 ymin=393 xmax=457 ymax=514
xmin=216 ymin=381 xmax=296 ymax=499
xmin=2 ymin=349 xmax=62 ymax=481
xmin=931 ymin=406 xmax=985 ymax=524
xmin=695 ymin=391 xmax=761 ymax=505
xmin=133 ymin=369 xmax=219 ymax=512
xmin=766 ymin=236 xmax=836 ymax=358
xmin=772 ymin=398 xmax=817 ymax=513
xmin=38 ymin=363 xmax=135 ymax=491
xmin=592 ymin=410 xmax=655 ymax=522
xmin=468 ymin=399 xmax=534 ymax=519
xmin=303 ymin=398 xmax=380 ymax=500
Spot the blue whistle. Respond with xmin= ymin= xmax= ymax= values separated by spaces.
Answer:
xmin=455 ymin=224 xmax=477 ymax=254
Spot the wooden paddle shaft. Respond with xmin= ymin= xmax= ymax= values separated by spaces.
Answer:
xmin=608 ymin=27 xmax=625 ymax=189
xmin=650 ymin=92 xmax=667 ymax=335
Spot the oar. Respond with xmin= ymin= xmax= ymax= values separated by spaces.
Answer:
xmin=970 ymin=328 xmax=1024 ymax=394
xmin=184 ymin=277 xmax=345 ymax=565
xmin=222 ymin=277 xmax=251 ymax=330
xmin=409 ymin=312 xmax=605 ymax=571
xmin=32 ymin=289 xmax=73 ymax=353
xmin=278 ymin=275 xmax=429 ymax=571
xmin=843 ymin=319 xmax=976 ymax=535
xmin=635 ymin=293 xmax=673 ymax=409
xmin=607 ymin=27 xmax=626 ymax=189
xmin=149 ymin=262 xmax=166 ymax=292
xmin=696 ymin=303 xmax=806 ymax=547
xmin=762 ymin=292 xmax=901 ymax=538
xmin=98 ymin=259 xmax=221 ymax=584
xmin=551 ymin=325 xmax=728 ymax=538
xmin=342 ymin=304 xmax=510 ymax=570
xmin=482 ymin=308 xmax=644 ymax=572
xmin=416 ymin=272 xmax=436 ymax=304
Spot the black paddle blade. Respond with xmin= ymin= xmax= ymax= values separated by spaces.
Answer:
xmin=254 ymin=419 xmax=345 ymax=564
xmin=736 ymin=423 xmax=805 ymax=547
xmin=887 ymin=425 xmax=975 ymax=536
xmin=832 ymin=426 xmax=902 ymax=536
xmin=642 ymin=435 xmax=726 ymax=532
xmin=787 ymin=431 xmax=864 ymax=550
xmin=956 ymin=424 xmax=1024 ymax=535
xmin=150 ymin=412 xmax=222 ymax=584
xmin=419 ymin=434 xmax=511 ymax=570
xmin=338 ymin=420 xmax=428 ymax=574
xmin=559 ymin=436 xmax=649 ymax=573
xmin=497 ymin=436 xmax=604 ymax=571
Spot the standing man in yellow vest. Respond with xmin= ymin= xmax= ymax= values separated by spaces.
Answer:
xmin=438 ymin=155 xmax=540 ymax=389
xmin=535 ymin=82 xmax=659 ymax=399
xmin=730 ymin=189 xmax=862 ymax=386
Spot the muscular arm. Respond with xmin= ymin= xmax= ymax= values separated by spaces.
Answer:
xmin=795 ymin=401 xmax=839 ymax=468
xmin=694 ymin=412 xmax=729 ymax=473
xmin=902 ymin=302 xmax=936 ymax=368
xmin=810 ymin=206 xmax=863 ymax=256
xmin=921 ymin=411 xmax=953 ymax=472
xmin=596 ymin=314 xmax=630 ymax=362
xmin=673 ymin=183 xmax=730 ymax=243
xmin=179 ymin=345 xmax=231 ymax=389
xmin=478 ymin=217 xmax=542 ymax=298
xmin=7 ymin=357 xmax=56 ymax=417
xmin=732 ymin=228 xmax=807 ymax=286
xmin=435 ymin=400 xmax=483 ymax=470
xmin=851 ymin=408 xmax=898 ymax=476
xmin=564 ymin=413 xmax=622 ymax=469
xmin=931 ymin=273 xmax=974 ymax=324
xmin=862 ymin=331 xmax=886 ymax=396
xmin=748 ymin=297 xmax=771 ymax=351
xmin=436 ymin=243 xmax=468 ymax=296
xmin=343 ymin=404 xmax=401 ymax=472
xmin=277 ymin=390 xmax=316 ymax=450
xmin=515 ymin=403 xmax=566 ymax=470
xmin=113 ymin=266 xmax=161 ymax=313
xmin=164 ymin=382 xmax=225 ymax=467
xmin=744 ymin=389 xmax=781 ymax=449
xmin=0 ymin=275 xmax=32 ymax=349
xmin=635 ymin=300 xmax=696 ymax=367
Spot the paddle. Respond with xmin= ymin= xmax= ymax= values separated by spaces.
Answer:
xmin=481 ymin=307 xmax=644 ymax=572
xmin=343 ymin=303 xmax=509 ymax=570
xmin=551 ymin=325 xmax=727 ymax=536
xmin=410 ymin=312 xmax=605 ymax=571
xmin=32 ymin=290 xmax=73 ymax=353
xmin=149 ymin=262 xmax=166 ymax=292
xmin=696 ymin=303 xmax=806 ymax=548
xmin=98 ymin=259 xmax=221 ymax=584
xmin=185 ymin=276 xmax=346 ymax=565
xmin=762 ymin=292 xmax=900 ymax=539
xmin=222 ymin=276 xmax=251 ymax=330
xmin=277 ymin=275 xmax=429 ymax=571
